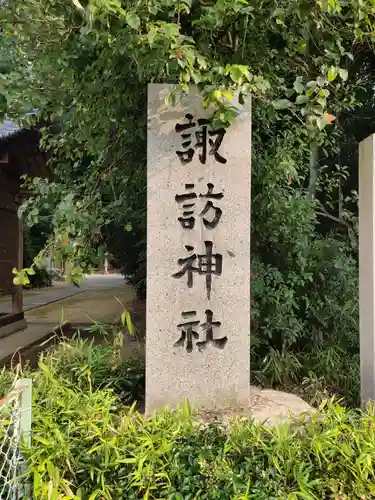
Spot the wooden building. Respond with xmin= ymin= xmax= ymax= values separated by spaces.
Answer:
xmin=0 ymin=119 xmax=49 ymax=336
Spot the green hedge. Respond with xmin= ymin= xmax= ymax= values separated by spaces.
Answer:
xmin=26 ymin=392 xmax=375 ymax=499
xmin=1 ymin=339 xmax=375 ymax=499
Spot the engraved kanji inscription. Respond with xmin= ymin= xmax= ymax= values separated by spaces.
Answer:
xmin=174 ymin=311 xmax=199 ymax=353
xmin=197 ymin=309 xmax=227 ymax=351
xmin=175 ymin=183 xmax=197 ymax=229
xmin=175 ymin=183 xmax=223 ymax=230
xmin=199 ymin=183 xmax=223 ymax=229
xmin=175 ymin=114 xmax=227 ymax=165
xmin=174 ymin=310 xmax=227 ymax=352
xmin=175 ymin=114 xmax=195 ymax=164
xmin=172 ymin=241 xmax=222 ymax=299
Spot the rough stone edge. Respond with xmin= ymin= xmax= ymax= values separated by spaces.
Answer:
xmin=195 ymin=386 xmax=314 ymax=427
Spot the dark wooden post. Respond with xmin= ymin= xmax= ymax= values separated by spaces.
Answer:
xmin=12 ymin=211 xmax=23 ymax=314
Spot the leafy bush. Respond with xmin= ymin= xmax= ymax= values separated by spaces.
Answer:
xmin=22 ymin=373 xmax=375 ymax=499
xmin=24 ymin=267 xmax=53 ymax=289
xmin=249 ymin=114 xmax=359 ymax=406
xmin=23 ymin=221 xmax=51 ymax=269
xmin=1 ymin=340 xmax=373 ymax=499
xmin=0 ymin=366 xmax=16 ymax=398
xmin=37 ymin=335 xmax=145 ymax=405
xmin=23 ymin=219 xmax=53 ymax=289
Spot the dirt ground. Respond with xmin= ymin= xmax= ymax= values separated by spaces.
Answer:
xmin=1 ymin=285 xmax=146 ymax=368
xmin=26 ymin=285 xmax=136 ymax=325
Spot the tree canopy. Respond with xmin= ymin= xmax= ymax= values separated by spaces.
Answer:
xmin=1 ymin=0 xmax=374 ymax=274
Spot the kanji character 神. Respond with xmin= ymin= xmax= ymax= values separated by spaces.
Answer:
xmin=172 ymin=241 xmax=223 ymax=299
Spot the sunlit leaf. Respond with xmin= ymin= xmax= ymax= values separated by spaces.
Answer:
xmin=339 ymin=68 xmax=348 ymax=81
xmin=126 ymin=13 xmax=140 ymax=30
xmin=72 ymin=0 xmax=84 ymax=10
xmin=328 ymin=66 xmax=338 ymax=82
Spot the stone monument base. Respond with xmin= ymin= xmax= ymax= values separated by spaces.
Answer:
xmin=196 ymin=386 xmax=313 ymax=426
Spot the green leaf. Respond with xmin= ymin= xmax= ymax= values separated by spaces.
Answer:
xmin=197 ymin=55 xmax=207 ymax=70
xmin=126 ymin=13 xmax=140 ymax=30
xmin=229 ymin=65 xmax=249 ymax=84
xmin=328 ymin=66 xmax=338 ymax=82
xmin=120 ymin=311 xmax=126 ymax=327
xmin=317 ymin=115 xmax=328 ymax=130
xmin=312 ymin=105 xmax=324 ymax=114
xmin=165 ymin=90 xmax=177 ymax=107
xmin=274 ymin=99 xmax=291 ymax=109
xmin=125 ymin=311 xmax=135 ymax=337
xmin=125 ymin=223 xmax=132 ymax=232
xmin=34 ymin=435 xmax=52 ymax=446
xmin=296 ymin=95 xmax=309 ymax=105
xmin=319 ymin=88 xmax=330 ymax=97
xmin=12 ymin=270 xmax=30 ymax=286
xmin=121 ymin=311 xmax=135 ymax=336
xmin=69 ymin=267 xmax=84 ymax=286
xmin=293 ymin=77 xmax=304 ymax=94
xmin=306 ymin=80 xmax=317 ymax=89
xmin=230 ymin=67 xmax=243 ymax=83
xmin=339 ymin=68 xmax=348 ymax=81
xmin=147 ymin=27 xmax=158 ymax=45
xmin=211 ymin=90 xmax=222 ymax=101
xmin=72 ymin=0 xmax=84 ymax=11
xmin=221 ymin=90 xmax=233 ymax=101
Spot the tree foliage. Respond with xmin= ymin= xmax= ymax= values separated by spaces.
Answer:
xmin=1 ymin=0 xmax=374 ymax=266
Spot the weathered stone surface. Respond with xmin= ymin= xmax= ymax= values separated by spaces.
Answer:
xmin=359 ymin=134 xmax=375 ymax=405
xmin=146 ymin=84 xmax=251 ymax=412
xmin=197 ymin=387 xmax=313 ymax=426
xmin=250 ymin=387 xmax=313 ymax=425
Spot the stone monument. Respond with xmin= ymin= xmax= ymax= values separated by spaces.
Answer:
xmin=146 ymin=84 xmax=251 ymax=411
xmin=359 ymin=133 xmax=375 ymax=404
